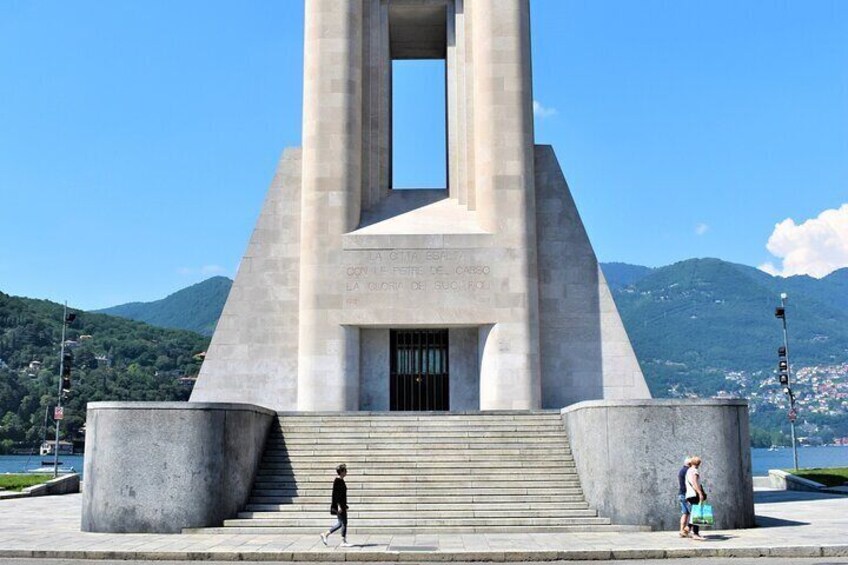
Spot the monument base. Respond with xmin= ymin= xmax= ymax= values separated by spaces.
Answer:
xmin=82 ymin=402 xmax=274 ymax=533
xmin=81 ymin=399 xmax=753 ymax=533
xmin=562 ymin=399 xmax=755 ymax=531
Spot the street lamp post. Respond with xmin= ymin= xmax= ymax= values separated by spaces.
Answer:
xmin=775 ymin=292 xmax=799 ymax=471
xmin=53 ymin=304 xmax=75 ymax=478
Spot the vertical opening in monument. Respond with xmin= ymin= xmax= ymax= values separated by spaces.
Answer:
xmin=391 ymin=60 xmax=447 ymax=190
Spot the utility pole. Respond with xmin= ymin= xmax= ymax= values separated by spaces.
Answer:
xmin=775 ymin=292 xmax=799 ymax=471
xmin=53 ymin=304 xmax=75 ymax=478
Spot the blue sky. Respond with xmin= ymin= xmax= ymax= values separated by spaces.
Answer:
xmin=1 ymin=1 xmax=846 ymax=310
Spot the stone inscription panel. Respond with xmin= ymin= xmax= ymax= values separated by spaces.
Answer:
xmin=341 ymin=248 xmax=499 ymax=315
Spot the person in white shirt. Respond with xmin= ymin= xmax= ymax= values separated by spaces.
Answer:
xmin=684 ymin=456 xmax=707 ymax=540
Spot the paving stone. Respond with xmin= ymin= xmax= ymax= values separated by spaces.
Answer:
xmin=0 ymin=489 xmax=847 ymax=561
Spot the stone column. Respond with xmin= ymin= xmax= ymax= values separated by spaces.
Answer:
xmin=298 ymin=0 xmax=363 ymax=411
xmin=472 ymin=0 xmax=541 ymax=409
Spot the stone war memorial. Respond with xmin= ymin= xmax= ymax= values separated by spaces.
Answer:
xmin=83 ymin=0 xmax=754 ymax=535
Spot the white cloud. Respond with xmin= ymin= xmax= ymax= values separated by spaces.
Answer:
xmin=533 ymin=100 xmax=557 ymax=118
xmin=759 ymin=203 xmax=848 ymax=278
xmin=695 ymin=223 xmax=709 ymax=236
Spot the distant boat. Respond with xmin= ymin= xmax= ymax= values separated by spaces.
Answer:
xmin=768 ymin=445 xmax=778 ymax=451
xmin=24 ymin=465 xmax=76 ymax=475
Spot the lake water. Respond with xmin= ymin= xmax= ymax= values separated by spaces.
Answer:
xmin=2 ymin=446 xmax=846 ymax=480
xmin=750 ymin=445 xmax=848 ymax=475
xmin=0 ymin=454 xmax=85 ymax=477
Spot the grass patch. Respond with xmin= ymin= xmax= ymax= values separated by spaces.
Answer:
xmin=788 ymin=467 xmax=848 ymax=487
xmin=0 ymin=474 xmax=52 ymax=492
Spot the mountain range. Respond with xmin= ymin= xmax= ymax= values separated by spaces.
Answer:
xmin=95 ymin=276 xmax=231 ymax=336
xmin=97 ymin=259 xmax=848 ymax=396
xmin=3 ymin=257 xmax=846 ymax=449
xmin=604 ymin=259 xmax=848 ymax=399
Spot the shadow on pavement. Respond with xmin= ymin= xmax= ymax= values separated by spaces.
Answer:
xmin=755 ymin=515 xmax=810 ymax=528
xmin=700 ymin=534 xmax=736 ymax=541
xmin=348 ymin=543 xmax=384 ymax=548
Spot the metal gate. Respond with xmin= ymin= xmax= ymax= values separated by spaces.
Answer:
xmin=390 ymin=329 xmax=449 ymax=411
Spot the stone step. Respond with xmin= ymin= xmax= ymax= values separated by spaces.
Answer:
xmin=237 ymin=508 xmax=598 ymax=519
xmin=259 ymin=454 xmax=575 ymax=465
xmin=274 ymin=435 xmax=567 ymax=442
xmin=273 ymin=426 xmax=566 ymax=434
xmin=248 ymin=494 xmax=588 ymax=505
xmin=276 ymin=422 xmax=565 ymax=430
xmin=251 ymin=486 xmax=586 ymax=497
xmin=271 ymin=433 xmax=566 ymax=441
xmin=254 ymin=472 xmax=578 ymax=481
xmin=266 ymin=444 xmax=572 ymax=461
xmin=252 ymin=461 xmax=576 ymax=472
xmin=251 ymin=483 xmax=583 ymax=493
xmin=187 ymin=524 xmax=645 ymax=535
xmin=224 ymin=413 xmax=600 ymax=535
xmin=222 ymin=517 xmax=612 ymax=528
xmin=244 ymin=501 xmax=590 ymax=512
xmin=268 ymin=440 xmax=566 ymax=448
xmin=259 ymin=461 xmax=574 ymax=471
xmin=276 ymin=424 xmax=565 ymax=437
xmin=264 ymin=447 xmax=572 ymax=456
xmin=276 ymin=411 xmax=561 ymax=419
xmin=275 ymin=426 xmax=566 ymax=433
xmin=255 ymin=474 xmax=580 ymax=483
xmin=252 ymin=477 xmax=580 ymax=487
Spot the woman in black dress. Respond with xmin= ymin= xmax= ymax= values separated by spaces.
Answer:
xmin=320 ymin=464 xmax=352 ymax=547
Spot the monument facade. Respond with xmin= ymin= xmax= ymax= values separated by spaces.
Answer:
xmin=190 ymin=0 xmax=651 ymax=412
xmin=83 ymin=1 xmax=755 ymax=535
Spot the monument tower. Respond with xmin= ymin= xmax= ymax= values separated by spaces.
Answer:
xmin=86 ymin=1 xmax=757 ymax=536
xmin=191 ymin=0 xmax=650 ymax=412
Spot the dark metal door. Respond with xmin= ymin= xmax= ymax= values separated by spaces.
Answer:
xmin=390 ymin=329 xmax=449 ymax=411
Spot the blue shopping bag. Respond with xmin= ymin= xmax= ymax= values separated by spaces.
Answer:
xmin=691 ymin=503 xmax=714 ymax=526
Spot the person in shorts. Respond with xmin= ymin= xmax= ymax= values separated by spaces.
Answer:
xmin=677 ymin=456 xmax=692 ymax=537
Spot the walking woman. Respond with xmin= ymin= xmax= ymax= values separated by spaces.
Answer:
xmin=320 ymin=464 xmax=352 ymax=547
xmin=685 ymin=456 xmax=707 ymax=541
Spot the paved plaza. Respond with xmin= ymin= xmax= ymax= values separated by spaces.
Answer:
xmin=0 ymin=488 xmax=846 ymax=561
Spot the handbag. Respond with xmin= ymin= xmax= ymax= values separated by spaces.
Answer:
xmin=690 ymin=503 xmax=714 ymax=526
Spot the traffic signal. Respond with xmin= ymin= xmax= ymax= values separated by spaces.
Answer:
xmin=61 ymin=351 xmax=73 ymax=392
xmin=777 ymin=345 xmax=789 ymax=386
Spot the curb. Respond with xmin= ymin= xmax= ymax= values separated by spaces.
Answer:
xmin=1 ymin=545 xmax=847 ymax=561
xmin=0 ymin=473 xmax=80 ymax=501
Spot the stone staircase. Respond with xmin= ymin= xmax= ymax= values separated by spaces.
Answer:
xmin=189 ymin=411 xmax=624 ymax=534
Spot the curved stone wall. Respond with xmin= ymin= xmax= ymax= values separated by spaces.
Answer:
xmin=562 ymin=399 xmax=754 ymax=531
xmin=82 ymin=402 xmax=274 ymax=533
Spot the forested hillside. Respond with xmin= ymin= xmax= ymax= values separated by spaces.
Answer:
xmin=0 ymin=292 xmax=209 ymax=453
xmin=606 ymin=259 xmax=848 ymax=445
xmin=607 ymin=258 xmax=848 ymax=393
xmin=95 ymin=276 xmax=232 ymax=336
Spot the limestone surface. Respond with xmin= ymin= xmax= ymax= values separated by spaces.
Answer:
xmin=192 ymin=0 xmax=650 ymax=412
